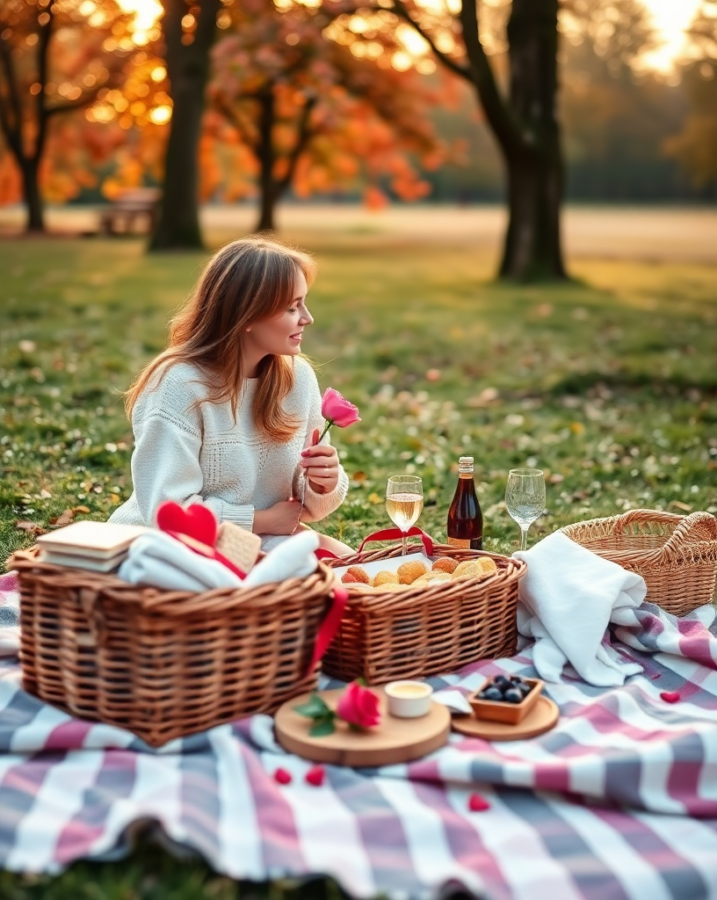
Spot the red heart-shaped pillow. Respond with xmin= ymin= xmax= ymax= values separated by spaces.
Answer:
xmin=156 ymin=501 xmax=218 ymax=547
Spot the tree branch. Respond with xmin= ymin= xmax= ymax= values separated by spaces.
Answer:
xmin=458 ymin=0 xmax=523 ymax=155
xmin=277 ymin=95 xmax=317 ymax=195
xmin=213 ymin=95 xmax=261 ymax=157
xmin=0 ymin=37 xmax=23 ymax=147
xmin=34 ymin=5 xmax=54 ymax=160
xmin=390 ymin=0 xmax=471 ymax=81
xmin=0 ymin=91 xmax=22 ymax=160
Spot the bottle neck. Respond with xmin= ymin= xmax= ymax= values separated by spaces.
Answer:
xmin=458 ymin=471 xmax=474 ymax=479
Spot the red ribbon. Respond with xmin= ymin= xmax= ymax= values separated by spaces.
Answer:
xmin=162 ymin=530 xmax=247 ymax=580
xmin=358 ymin=525 xmax=435 ymax=555
xmin=315 ymin=548 xmax=340 ymax=561
xmin=308 ymin=584 xmax=348 ymax=675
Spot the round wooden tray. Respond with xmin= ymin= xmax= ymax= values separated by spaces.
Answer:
xmin=274 ymin=687 xmax=451 ymax=766
xmin=451 ymin=695 xmax=559 ymax=742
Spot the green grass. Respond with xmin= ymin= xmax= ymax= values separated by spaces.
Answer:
xmin=1 ymin=233 xmax=716 ymax=564
xmin=0 ymin=226 xmax=716 ymax=897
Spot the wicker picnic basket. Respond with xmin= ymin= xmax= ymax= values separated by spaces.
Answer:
xmin=324 ymin=541 xmax=526 ymax=684
xmin=11 ymin=547 xmax=336 ymax=747
xmin=562 ymin=509 xmax=717 ymax=616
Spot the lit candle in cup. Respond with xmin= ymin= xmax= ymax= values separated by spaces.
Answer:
xmin=385 ymin=681 xmax=433 ymax=718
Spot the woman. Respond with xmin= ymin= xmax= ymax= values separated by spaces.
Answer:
xmin=110 ymin=235 xmax=352 ymax=555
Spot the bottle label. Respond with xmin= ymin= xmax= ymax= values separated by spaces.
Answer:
xmin=446 ymin=537 xmax=471 ymax=549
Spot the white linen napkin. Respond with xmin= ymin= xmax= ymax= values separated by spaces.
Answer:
xmin=242 ymin=530 xmax=319 ymax=587
xmin=118 ymin=530 xmax=320 ymax=593
xmin=119 ymin=532 xmax=243 ymax=592
xmin=514 ymin=530 xmax=647 ymax=686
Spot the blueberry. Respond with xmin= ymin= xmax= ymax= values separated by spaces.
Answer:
xmin=503 ymin=688 xmax=523 ymax=704
xmin=483 ymin=687 xmax=503 ymax=702
xmin=509 ymin=675 xmax=523 ymax=684
xmin=518 ymin=683 xmax=533 ymax=697
xmin=494 ymin=675 xmax=510 ymax=687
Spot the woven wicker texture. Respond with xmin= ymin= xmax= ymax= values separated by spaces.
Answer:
xmin=324 ymin=544 xmax=526 ymax=684
xmin=12 ymin=548 xmax=335 ymax=746
xmin=562 ymin=509 xmax=717 ymax=616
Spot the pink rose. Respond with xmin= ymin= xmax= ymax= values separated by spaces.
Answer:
xmin=321 ymin=388 xmax=361 ymax=429
xmin=336 ymin=681 xmax=382 ymax=729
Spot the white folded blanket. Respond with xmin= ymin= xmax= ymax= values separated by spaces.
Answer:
xmin=119 ymin=532 xmax=243 ymax=592
xmin=515 ymin=530 xmax=647 ymax=686
xmin=118 ymin=530 xmax=320 ymax=593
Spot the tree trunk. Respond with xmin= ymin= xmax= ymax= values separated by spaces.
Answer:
xmin=19 ymin=157 xmax=45 ymax=234
xmin=499 ymin=0 xmax=566 ymax=279
xmin=500 ymin=146 xmax=565 ymax=279
xmin=255 ymin=88 xmax=277 ymax=233
xmin=256 ymin=186 xmax=277 ymax=233
xmin=149 ymin=0 xmax=221 ymax=251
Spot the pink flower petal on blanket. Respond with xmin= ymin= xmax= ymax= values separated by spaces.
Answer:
xmin=660 ymin=691 xmax=681 ymax=704
xmin=305 ymin=765 xmax=325 ymax=787
xmin=468 ymin=793 xmax=491 ymax=812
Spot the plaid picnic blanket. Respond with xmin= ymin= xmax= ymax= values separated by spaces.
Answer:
xmin=1 ymin=571 xmax=716 ymax=900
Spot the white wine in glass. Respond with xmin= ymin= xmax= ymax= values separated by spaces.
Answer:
xmin=386 ymin=475 xmax=423 ymax=556
xmin=505 ymin=468 xmax=546 ymax=551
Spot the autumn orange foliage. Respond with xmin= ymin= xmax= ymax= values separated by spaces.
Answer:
xmin=207 ymin=0 xmax=460 ymax=215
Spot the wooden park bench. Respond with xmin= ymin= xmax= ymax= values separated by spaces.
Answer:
xmin=99 ymin=188 xmax=160 ymax=235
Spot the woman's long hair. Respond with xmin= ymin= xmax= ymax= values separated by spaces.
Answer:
xmin=124 ymin=235 xmax=317 ymax=442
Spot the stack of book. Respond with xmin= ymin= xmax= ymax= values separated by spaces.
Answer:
xmin=36 ymin=521 xmax=150 ymax=573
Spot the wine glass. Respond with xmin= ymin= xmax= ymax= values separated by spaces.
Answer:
xmin=505 ymin=468 xmax=546 ymax=551
xmin=386 ymin=475 xmax=423 ymax=556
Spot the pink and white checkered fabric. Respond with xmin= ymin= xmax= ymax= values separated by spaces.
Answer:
xmin=0 ymin=573 xmax=716 ymax=899
xmin=0 ymin=573 xmax=20 ymax=659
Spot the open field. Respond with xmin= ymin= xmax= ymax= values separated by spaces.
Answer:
xmin=1 ymin=203 xmax=716 ymax=264
xmin=0 ymin=207 xmax=716 ymax=897
xmin=1 ymin=207 xmax=716 ymax=561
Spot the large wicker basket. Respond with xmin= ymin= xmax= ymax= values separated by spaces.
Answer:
xmin=11 ymin=548 xmax=336 ymax=746
xmin=324 ymin=543 xmax=526 ymax=684
xmin=562 ymin=509 xmax=717 ymax=616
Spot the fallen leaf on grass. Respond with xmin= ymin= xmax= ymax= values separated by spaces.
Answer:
xmin=15 ymin=521 xmax=47 ymax=535
xmin=50 ymin=509 xmax=75 ymax=527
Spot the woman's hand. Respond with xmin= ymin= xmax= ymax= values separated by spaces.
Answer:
xmin=253 ymin=500 xmax=304 ymax=536
xmin=300 ymin=428 xmax=340 ymax=495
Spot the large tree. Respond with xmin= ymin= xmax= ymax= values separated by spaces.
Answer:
xmin=149 ymin=0 xmax=222 ymax=250
xmin=209 ymin=2 xmax=448 ymax=232
xmin=383 ymin=0 xmax=566 ymax=280
xmin=0 ymin=0 xmax=132 ymax=233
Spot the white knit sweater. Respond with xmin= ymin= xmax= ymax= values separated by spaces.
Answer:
xmin=109 ymin=357 xmax=349 ymax=539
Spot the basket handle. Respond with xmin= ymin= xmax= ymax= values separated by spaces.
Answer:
xmin=657 ymin=511 xmax=717 ymax=561
xmin=609 ymin=509 xmax=685 ymax=534
xmin=610 ymin=509 xmax=717 ymax=564
xmin=358 ymin=526 xmax=434 ymax=555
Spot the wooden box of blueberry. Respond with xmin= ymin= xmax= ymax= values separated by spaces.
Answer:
xmin=468 ymin=675 xmax=544 ymax=725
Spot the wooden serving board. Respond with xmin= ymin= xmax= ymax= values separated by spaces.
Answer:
xmin=451 ymin=695 xmax=559 ymax=742
xmin=274 ymin=687 xmax=451 ymax=766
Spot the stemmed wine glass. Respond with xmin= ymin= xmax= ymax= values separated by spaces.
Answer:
xmin=505 ymin=468 xmax=546 ymax=551
xmin=386 ymin=475 xmax=423 ymax=556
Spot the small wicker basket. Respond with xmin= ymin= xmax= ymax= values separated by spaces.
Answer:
xmin=11 ymin=548 xmax=336 ymax=747
xmin=324 ymin=543 xmax=526 ymax=684
xmin=562 ymin=509 xmax=717 ymax=616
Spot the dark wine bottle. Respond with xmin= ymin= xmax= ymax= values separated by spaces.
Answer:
xmin=447 ymin=456 xmax=483 ymax=550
